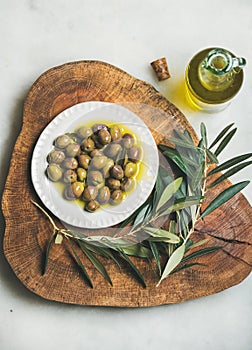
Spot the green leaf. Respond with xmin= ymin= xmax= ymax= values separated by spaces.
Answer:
xmin=209 ymin=161 xmax=252 ymax=188
xmin=119 ymin=251 xmax=146 ymax=288
xmin=200 ymin=122 xmax=208 ymax=148
xmin=133 ymin=201 xmax=151 ymax=227
xmin=181 ymin=246 xmax=221 ymax=263
xmin=43 ymin=233 xmax=56 ymax=275
xmin=191 ymin=162 xmax=204 ymax=192
xmin=184 ymin=130 xmax=195 ymax=144
xmin=214 ymin=128 xmax=237 ymax=156
xmin=174 ymin=129 xmax=195 ymax=146
xmin=157 ymin=243 xmax=186 ymax=286
xmin=209 ymin=123 xmax=234 ymax=149
xmin=144 ymin=227 xmax=180 ymax=243
xmin=208 ymin=153 xmax=252 ymax=175
xmin=161 ymin=147 xmax=188 ymax=174
xmin=82 ymin=243 xmax=121 ymax=269
xmin=201 ymin=181 xmax=250 ymax=218
xmin=160 ymin=197 xmax=203 ymax=217
xmin=189 ymin=238 xmax=209 ymax=249
xmin=173 ymin=262 xmax=207 ymax=273
xmin=79 ymin=242 xmax=113 ymax=286
xmin=168 ymin=137 xmax=198 ymax=150
xmin=120 ymin=244 xmax=153 ymax=258
xmin=156 ymin=177 xmax=183 ymax=212
xmin=206 ymin=149 xmax=219 ymax=164
xmin=149 ymin=241 xmax=162 ymax=275
xmin=68 ymin=240 xmax=93 ymax=288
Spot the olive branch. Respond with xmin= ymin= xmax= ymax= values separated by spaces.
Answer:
xmin=32 ymin=123 xmax=251 ymax=288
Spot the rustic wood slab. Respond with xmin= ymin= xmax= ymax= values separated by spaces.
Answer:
xmin=2 ymin=61 xmax=252 ymax=307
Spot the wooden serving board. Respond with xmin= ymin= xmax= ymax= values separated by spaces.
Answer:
xmin=2 ymin=61 xmax=252 ymax=307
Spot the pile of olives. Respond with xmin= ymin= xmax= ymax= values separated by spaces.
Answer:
xmin=46 ymin=123 xmax=142 ymax=212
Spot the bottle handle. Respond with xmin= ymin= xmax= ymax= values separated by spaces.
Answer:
xmin=232 ymin=57 xmax=246 ymax=71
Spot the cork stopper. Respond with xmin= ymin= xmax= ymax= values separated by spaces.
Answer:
xmin=150 ymin=57 xmax=171 ymax=81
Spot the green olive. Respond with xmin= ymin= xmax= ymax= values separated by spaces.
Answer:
xmin=82 ymin=186 xmax=98 ymax=201
xmin=47 ymin=150 xmax=65 ymax=164
xmin=77 ymin=154 xmax=91 ymax=169
xmin=121 ymin=178 xmax=136 ymax=192
xmin=71 ymin=181 xmax=85 ymax=198
xmin=77 ymin=167 xmax=87 ymax=181
xmin=128 ymin=146 xmax=141 ymax=162
xmin=66 ymin=133 xmax=79 ymax=143
xmin=82 ymin=137 xmax=95 ymax=152
xmin=110 ymin=125 xmax=122 ymax=141
xmin=55 ymin=134 xmax=72 ymax=148
xmin=102 ymin=158 xmax=114 ymax=178
xmin=91 ymin=156 xmax=108 ymax=169
xmin=122 ymin=133 xmax=135 ymax=149
xmin=63 ymin=169 xmax=77 ymax=183
xmin=85 ymin=200 xmax=100 ymax=212
xmin=107 ymin=177 xmax=121 ymax=190
xmin=105 ymin=143 xmax=122 ymax=158
xmin=110 ymin=190 xmax=123 ymax=205
xmin=91 ymin=134 xmax=104 ymax=149
xmin=90 ymin=149 xmax=104 ymax=158
xmin=98 ymin=129 xmax=112 ymax=145
xmin=110 ymin=165 xmax=124 ymax=180
xmin=97 ymin=186 xmax=111 ymax=204
xmin=65 ymin=143 xmax=81 ymax=157
xmin=76 ymin=126 xmax=92 ymax=139
xmin=46 ymin=164 xmax=63 ymax=181
xmin=64 ymin=185 xmax=76 ymax=200
xmin=92 ymin=123 xmax=109 ymax=134
xmin=124 ymin=162 xmax=137 ymax=177
xmin=87 ymin=170 xmax=104 ymax=186
xmin=62 ymin=157 xmax=78 ymax=169
xmin=64 ymin=182 xmax=84 ymax=200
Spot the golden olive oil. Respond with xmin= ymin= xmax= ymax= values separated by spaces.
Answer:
xmin=185 ymin=48 xmax=245 ymax=113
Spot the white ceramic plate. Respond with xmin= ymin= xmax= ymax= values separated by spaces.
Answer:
xmin=31 ymin=101 xmax=159 ymax=229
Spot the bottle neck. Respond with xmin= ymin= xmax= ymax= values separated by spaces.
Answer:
xmin=198 ymin=48 xmax=246 ymax=92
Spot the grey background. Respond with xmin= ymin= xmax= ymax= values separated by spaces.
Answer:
xmin=1 ymin=1 xmax=251 ymax=349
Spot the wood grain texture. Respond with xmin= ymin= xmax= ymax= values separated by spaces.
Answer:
xmin=2 ymin=61 xmax=252 ymax=307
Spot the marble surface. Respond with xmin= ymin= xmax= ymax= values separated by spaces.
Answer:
xmin=0 ymin=1 xmax=251 ymax=349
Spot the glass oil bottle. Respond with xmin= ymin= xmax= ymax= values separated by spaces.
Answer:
xmin=185 ymin=48 xmax=246 ymax=112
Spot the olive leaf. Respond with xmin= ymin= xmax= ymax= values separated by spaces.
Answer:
xmin=43 ymin=233 xmax=56 ymax=275
xmin=209 ymin=123 xmax=234 ymax=149
xmin=201 ymin=181 xmax=250 ymax=218
xmin=206 ymin=149 xmax=219 ymax=164
xmin=181 ymin=246 xmax=221 ymax=263
xmin=208 ymin=161 xmax=252 ymax=188
xmin=168 ymin=137 xmax=199 ymax=150
xmin=133 ymin=199 xmax=152 ymax=227
xmin=159 ymin=146 xmax=188 ymax=174
xmin=174 ymin=129 xmax=195 ymax=146
xmin=156 ymin=177 xmax=183 ymax=212
xmin=83 ymin=243 xmax=121 ymax=269
xmin=159 ymin=196 xmax=203 ymax=217
xmin=119 ymin=250 xmax=146 ymax=288
xmin=214 ymin=128 xmax=237 ymax=156
xmin=208 ymin=153 xmax=252 ymax=175
xmin=200 ymin=122 xmax=208 ymax=148
xmin=157 ymin=243 xmax=186 ymax=286
xmin=173 ymin=262 xmax=207 ymax=273
xmin=79 ymin=241 xmax=113 ymax=286
xmin=144 ymin=227 xmax=180 ymax=244
xmin=148 ymin=241 xmax=162 ymax=275
xmin=191 ymin=162 xmax=204 ymax=191
xmin=119 ymin=244 xmax=152 ymax=258
xmin=68 ymin=240 xmax=93 ymax=288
